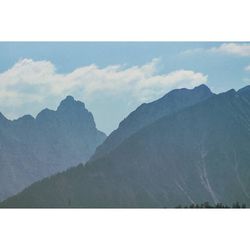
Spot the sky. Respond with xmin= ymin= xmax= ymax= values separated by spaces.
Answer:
xmin=0 ymin=42 xmax=250 ymax=134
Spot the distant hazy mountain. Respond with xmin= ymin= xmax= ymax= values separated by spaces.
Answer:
xmin=0 ymin=96 xmax=106 ymax=201
xmin=3 ymin=86 xmax=250 ymax=208
xmin=92 ymin=84 xmax=213 ymax=160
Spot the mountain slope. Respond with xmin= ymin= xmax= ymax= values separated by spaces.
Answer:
xmin=0 ymin=96 xmax=106 ymax=201
xmin=92 ymin=84 xmax=213 ymax=160
xmin=3 ymin=87 xmax=250 ymax=208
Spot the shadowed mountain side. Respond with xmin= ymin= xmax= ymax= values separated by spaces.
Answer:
xmin=92 ymin=84 xmax=213 ymax=161
xmin=2 ymin=87 xmax=250 ymax=208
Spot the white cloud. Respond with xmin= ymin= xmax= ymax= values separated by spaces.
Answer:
xmin=0 ymin=58 xmax=207 ymax=121
xmin=245 ymin=65 xmax=250 ymax=71
xmin=210 ymin=43 xmax=250 ymax=56
xmin=180 ymin=48 xmax=205 ymax=56
xmin=182 ymin=43 xmax=250 ymax=57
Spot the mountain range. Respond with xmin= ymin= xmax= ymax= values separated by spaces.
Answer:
xmin=0 ymin=96 xmax=106 ymax=201
xmin=3 ymin=84 xmax=250 ymax=207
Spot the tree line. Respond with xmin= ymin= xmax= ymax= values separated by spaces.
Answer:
xmin=176 ymin=201 xmax=247 ymax=208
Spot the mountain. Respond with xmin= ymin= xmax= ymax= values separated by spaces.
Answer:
xmin=3 ymin=86 xmax=250 ymax=208
xmin=0 ymin=96 xmax=106 ymax=201
xmin=92 ymin=84 xmax=213 ymax=160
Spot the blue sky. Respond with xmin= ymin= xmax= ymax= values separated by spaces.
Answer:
xmin=0 ymin=42 xmax=250 ymax=134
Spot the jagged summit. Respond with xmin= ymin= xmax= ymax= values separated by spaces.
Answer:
xmin=35 ymin=96 xmax=89 ymax=122
xmin=193 ymin=84 xmax=212 ymax=94
xmin=64 ymin=95 xmax=75 ymax=102
xmin=169 ymin=84 xmax=210 ymax=92
xmin=194 ymin=83 xmax=211 ymax=90
xmin=155 ymin=84 xmax=212 ymax=104
xmin=58 ymin=95 xmax=76 ymax=108
xmin=57 ymin=95 xmax=86 ymax=113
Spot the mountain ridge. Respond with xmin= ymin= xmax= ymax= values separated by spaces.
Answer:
xmin=92 ymin=84 xmax=214 ymax=161
xmin=3 ymin=86 xmax=250 ymax=207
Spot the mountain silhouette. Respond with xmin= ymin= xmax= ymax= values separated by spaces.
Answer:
xmin=3 ymin=86 xmax=250 ymax=207
xmin=0 ymin=96 xmax=106 ymax=201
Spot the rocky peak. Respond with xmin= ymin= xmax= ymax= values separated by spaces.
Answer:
xmin=57 ymin=95 xmax=86 ymax=113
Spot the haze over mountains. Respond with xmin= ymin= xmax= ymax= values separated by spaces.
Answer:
xmin=4 ymin=84 xmax=250 ymax=207
xmin=0 ymin=96 xmax=106 ymax=201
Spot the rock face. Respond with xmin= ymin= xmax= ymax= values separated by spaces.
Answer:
xmin=92 ymin=84 xmax=213 ymax=160
xmin=0 ymin=96 xmax=106 ymax=201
